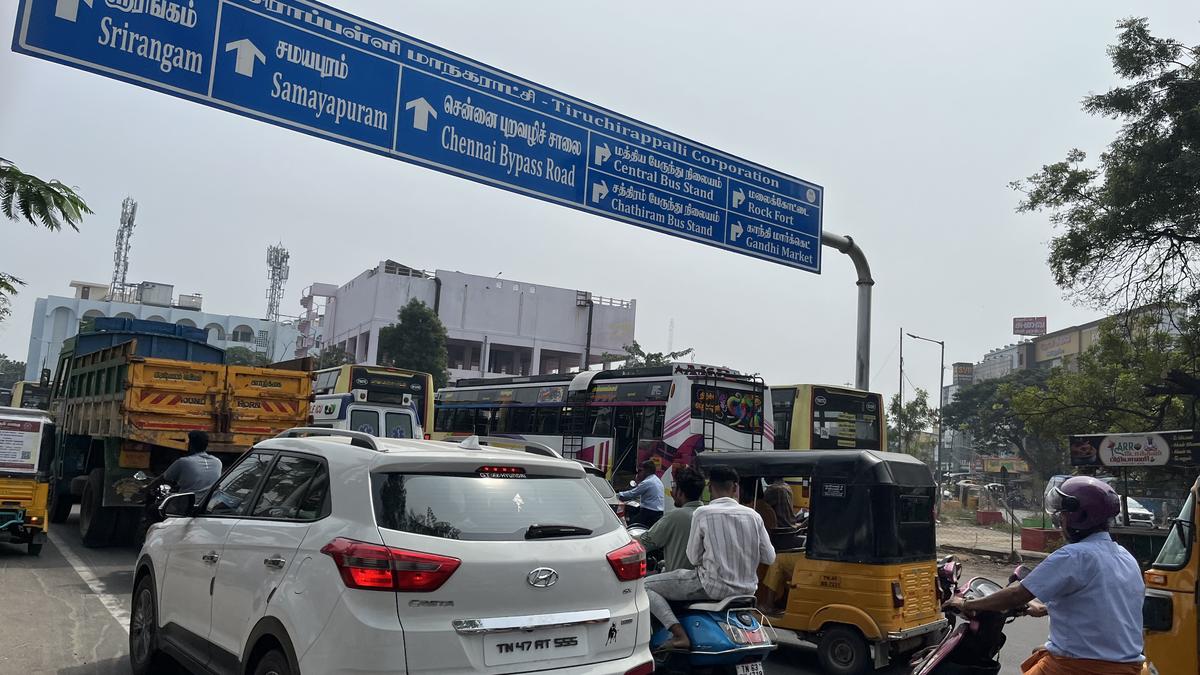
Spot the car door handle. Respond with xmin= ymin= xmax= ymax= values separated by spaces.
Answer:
xmin=201 ymin=552 xmax=220 ymax=564
xmin=263 ymin=556 xmax=287 ymax=569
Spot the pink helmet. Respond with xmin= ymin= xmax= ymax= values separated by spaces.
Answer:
xmin=1049 ymin=476 xmax=1121 ymax=531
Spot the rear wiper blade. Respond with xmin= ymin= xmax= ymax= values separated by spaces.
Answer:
xmin=525 ymin=524 xmax=593 ymax=539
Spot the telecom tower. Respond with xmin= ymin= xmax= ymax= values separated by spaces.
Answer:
xmin=107 ymin=197 xmax=137 ymax=301
xmin=265 ymin=243 xmax=290 ymax=323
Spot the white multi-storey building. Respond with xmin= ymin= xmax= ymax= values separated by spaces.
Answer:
xmin=306 ymin=261 xmax=637 ymax=382
xmin=24 ymin=281 xmax=298 ymax=380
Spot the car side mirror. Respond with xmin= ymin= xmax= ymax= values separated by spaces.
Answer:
xmin=159 ymin=492 xmax=196 ymax=518
xmin=629 ymin=481 xmax=637 ymax=488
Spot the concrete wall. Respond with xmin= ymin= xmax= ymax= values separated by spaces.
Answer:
xmin=24 ymin=295 xmax=298 ymax=380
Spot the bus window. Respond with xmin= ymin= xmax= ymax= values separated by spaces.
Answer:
xmin=449 ymin=409 xmax=474 ymax=434
xmin=772 ymin=388 xmax=795 ymax=449
xmin=590 ymin=408 xmax=613 ymax=436
xmin=535 ymin=407 xmax=561 ymax=434
xmin=350 ymin=409 xmax=381 ymax=435
xmin=473 ymin=409 xmax=492 ymax=436
xmin=509 ymin=406 xmax=535 ymax=433
xmin=384 ymin=412 xmax=414 ymax=439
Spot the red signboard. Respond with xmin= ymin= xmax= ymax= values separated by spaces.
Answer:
xmin=1013 ymin=317 xmax=1047 ymax=336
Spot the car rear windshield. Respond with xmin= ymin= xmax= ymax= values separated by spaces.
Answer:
xmin=371 ymin=472 xmax=619 ymax=541
xmin=586 ymin=473 xmax=616 ymax=499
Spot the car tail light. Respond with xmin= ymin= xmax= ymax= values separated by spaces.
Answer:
xmin=607 ymin=541 xmax=646 ymax=581
xmin=892 ymin=581 xmax=905 ymax=608
xmin=624 ymin=663 xmax=654 ymax=675
xmin=321 ymin=537 xmax=461 ymax=592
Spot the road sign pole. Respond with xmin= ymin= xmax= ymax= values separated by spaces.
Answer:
xmin=821 ymin=231 xmax=873 ymax=390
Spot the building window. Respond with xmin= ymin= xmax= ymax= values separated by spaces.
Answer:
xmin=231 ymin=325 xmax=255 ymax=343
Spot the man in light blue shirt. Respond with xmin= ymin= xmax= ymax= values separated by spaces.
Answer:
xmin=619 ymin=460 xmax=664 ymax=527
xmin=944 ymin=476 xmax=1143 ymax=673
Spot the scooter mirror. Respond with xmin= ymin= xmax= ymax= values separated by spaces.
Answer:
xmin=629 ymin=480 xmax=637 ymax=488
xmin=1010 ymin=564 xmax=1032 ymax=583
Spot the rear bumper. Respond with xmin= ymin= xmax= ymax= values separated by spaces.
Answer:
xmin=885 ymin=618 xmax=947 ymax=641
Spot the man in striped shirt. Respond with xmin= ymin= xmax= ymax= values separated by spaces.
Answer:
xmin=644 ymin=465 xmax=776 ymax=651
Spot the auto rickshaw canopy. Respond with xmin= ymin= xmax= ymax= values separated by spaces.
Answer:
xmin=696 ymin=450 xmax=937 ymax=564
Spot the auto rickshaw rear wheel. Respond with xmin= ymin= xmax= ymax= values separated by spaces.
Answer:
xmin=27 ymin=542 xmax=42 ymax=556
xmin=817 ymin=625 xmax=871 ymax=675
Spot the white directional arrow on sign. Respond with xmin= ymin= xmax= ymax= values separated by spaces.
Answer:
xmin=730 ymin=221 xmax=745 ymax=242
xmin=732 ymin=189 xmax=745 ymax=209
xmin=591 ymin=181 xmax=609 ymax=203
xmin=54 ymin=0 xmax=92 ymax=22
xmin=593 ymin=143 xmax=611 ymax=165
xmin=405 ymin=97 xmax=437 ymax=131
xmin=225 ymin=39 xmax=266 ymax=77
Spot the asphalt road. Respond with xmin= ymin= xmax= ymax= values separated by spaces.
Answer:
xmin=0 ymin=515 xmax=1049 ymax=674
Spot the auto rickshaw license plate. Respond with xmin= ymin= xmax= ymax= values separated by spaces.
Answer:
xmin=736 ymin=664 xmax=764 ymax=675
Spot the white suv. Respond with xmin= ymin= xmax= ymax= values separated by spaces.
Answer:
xmin=131 ymin=429 xmax=653 ymax=675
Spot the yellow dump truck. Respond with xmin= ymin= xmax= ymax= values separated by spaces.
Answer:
xmin=47 ymin=318 xmax=312 ymax=547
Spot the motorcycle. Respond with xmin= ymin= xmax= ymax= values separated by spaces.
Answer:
xmin=910 ymin=563 xmax=1031 ymax=675
xmin=134 ymin=473 xmax=173 ymax=545
xmin=627 ymin=525 xmax=775 ymax=674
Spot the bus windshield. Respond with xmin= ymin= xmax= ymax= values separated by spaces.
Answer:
xmin=810 ymin=386 xmax=882 ymax=450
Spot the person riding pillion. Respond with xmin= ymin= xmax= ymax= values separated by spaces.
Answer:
xmin=619 ymin=459 xmax=665 ymax=528
xmin=644 ymin=465 xmax=775 ymax=651
xmin=636 ymin=466 xmax=706 ymax=572
xmin=943 ymin=476 xmax=1144 ymax=675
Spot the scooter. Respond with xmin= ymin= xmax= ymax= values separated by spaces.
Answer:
xmin=648 ymin=596 xmax=774 ymax=675
xmin=627 ymin=525 xmax=775 ymax=674
xmin=909 ymin=564 xmax=1031 ymax=675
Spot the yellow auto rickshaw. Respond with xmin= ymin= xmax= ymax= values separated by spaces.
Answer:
xmin=1142 ymin=475 xmax=1198 ymax=674
xmin=0 ymin=406 xmax=54 ymax=555
xmin=695 ymin=450 xmax=945 ymax=674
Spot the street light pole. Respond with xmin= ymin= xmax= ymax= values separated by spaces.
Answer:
xmin=906 ymin=333 xmax=945 ymax=477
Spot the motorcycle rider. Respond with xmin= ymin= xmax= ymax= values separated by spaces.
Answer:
xmin=635 ymin=466 xmax=705 ymax=572
xmin=944 ymin=476 xmax=1143 ymax=674
xmin=159 ymin=431 xmax=222 ymax=496
xmin=619 ymin=460 xmax=665 ymax=527
xmin=644 ymin=465 xmax=775 ymax=651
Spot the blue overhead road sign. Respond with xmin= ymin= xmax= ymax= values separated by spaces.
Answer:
xmin=13 ymin=0 xmax=824 ymax=272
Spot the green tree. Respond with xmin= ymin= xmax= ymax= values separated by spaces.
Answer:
xmin=1010 ymin=317 xmax=1195 ymax=442
xmin=943 ymin=369 xmax=1063 ymax=478
xmin=225 ymin=346 xmax=272 ymax=367
xmin=1 ymin=158 xmax=91 ymax=321
xmin=601 ymin=340 xmax=694 ymax=368
xmin=887 ymin=388 xmax=937 ymax=463
xmin=0 ymin=354 xmax=26 ymax=390
xmin=1011 ymin=18 xmax=1200 ymax=311
xmin=377 ymin=298 xmax=449 ymax=389
xmin=316 ymin=345 xmax=353 ymax=369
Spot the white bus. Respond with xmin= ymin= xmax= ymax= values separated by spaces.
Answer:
xmin=433 ymin=363 xmax=772 ymax=484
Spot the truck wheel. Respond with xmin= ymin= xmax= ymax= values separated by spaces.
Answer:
xmin=115 ymin=508 xmax=142 ymax=547
xmin=80 ymin=468 xmax=117 ymax=548
xmin=817 ymin=626 xmax=871 ymax=675
xmin=48 ymin=479 xmax=72 ymax=523
xmin=27 ymin=543 xmax=43 ymax=556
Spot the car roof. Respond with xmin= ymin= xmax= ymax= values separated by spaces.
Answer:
xmin=255 ymin=433 xmax=586 ymax=477
xmin=0 ymin=406 xmax=52 ymax=421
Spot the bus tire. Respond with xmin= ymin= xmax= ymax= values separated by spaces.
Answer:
xmin=80 ymin=468 xmax=117 ymax=548
xmin=48 ymin=479 xmax=72 ymax=523
xmin=817 ymin=626 xmax=871 ymax=675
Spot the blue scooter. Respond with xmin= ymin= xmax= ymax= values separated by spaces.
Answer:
xmin=648 ymin=596 xmax=775 ymax=675
xmin=629 ymin=524 xmax=775 ymax=674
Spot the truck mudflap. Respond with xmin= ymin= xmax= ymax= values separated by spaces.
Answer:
xmin=103 ymin=442 xmax=150 ymax=508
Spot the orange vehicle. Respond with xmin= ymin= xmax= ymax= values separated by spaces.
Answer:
xmin=46 ymin=318 xmax=312 ymax=547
